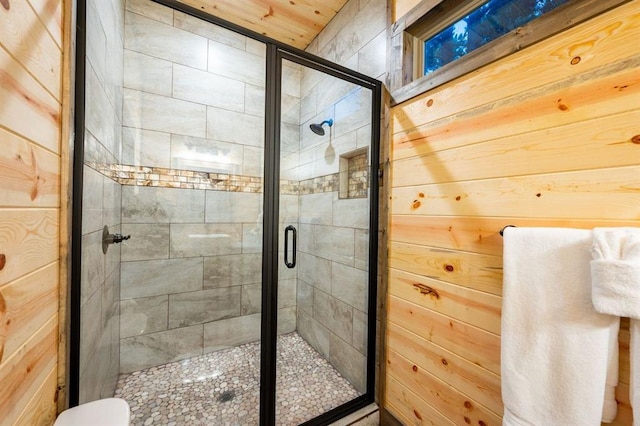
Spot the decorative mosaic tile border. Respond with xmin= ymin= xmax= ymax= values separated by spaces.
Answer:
xmin=298 ymin=173 xmax=340 ymax=195
xmin=93 ymin=163 xmax=263 ymax=192
xmin=90 ymin=162 xmax=367 ymax=196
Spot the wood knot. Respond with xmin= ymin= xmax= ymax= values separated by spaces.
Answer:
xmin=570 ymin=56 xmax=581 ymax=65
xmin=0 ymin=0 xmax=9 ymax=11
xmin=479 ymin=421 xmax=487 ymax=426
xmin=412 ymin=365 xmax=418 ymax=372
xmin=631 ymin=135 xmax=640 ymax=144
xmin=426 ymin=99 xmax=434 ymax=107
xmin=455 ymin=195 xmax=461 ymax=201
xmin=413 ymin=283 xmax=440 ymax=299
xmin=413 ymin=410 xmax=422 ymax=420
xmin=441 ymin=358 xmax=448 ymax=366
xmin=444 ymin=264 xmax=454 ymax=272
xmin=418 ymin=192 xmax=425 ymax=198
xmin=536 ymin=193 xmax=542 ymax=197
xmin=0 ymin=253 xmax=5 ymax=271
xmin=464 ymin=401 xmax=473 ymax=409
xmin=464 ymin=417 xmax=471 ymax=424
xmin=411 ymin=200 xmax=421 ymax=210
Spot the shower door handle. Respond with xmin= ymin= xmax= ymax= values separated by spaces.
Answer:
xmin=284 ymin=225 xmax=296 ymax=269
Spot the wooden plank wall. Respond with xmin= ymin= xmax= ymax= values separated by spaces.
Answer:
xmin=393 ymin=0 xmax=420 ymax=22
xmin=0 ymin=0 xmax=63 ymax=424
xmin=385 ymin=1 xmax=640 ymax=425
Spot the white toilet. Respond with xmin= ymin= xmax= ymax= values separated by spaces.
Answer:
xmin=54 ymin=398 xmax=130 ymax=426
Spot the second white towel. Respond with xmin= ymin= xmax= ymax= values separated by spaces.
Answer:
xmin=591 ymin=228 xmax=640 ymax=425
xmin=502 ymin=227 xmax=617 ymax=426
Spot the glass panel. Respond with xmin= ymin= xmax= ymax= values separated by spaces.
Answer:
xmin=276 ymin=59 xmax=372 ymax=424
xmin=78 ymin=0 xmax=125 ymax=404
xmin=79 ymin=1 xmax=266 ymax=423
xmin=424 ymin=0 xmax=571 ymax=75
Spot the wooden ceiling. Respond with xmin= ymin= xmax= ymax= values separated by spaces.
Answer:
xmin=174 ymin=0 xmax=350 ymax=49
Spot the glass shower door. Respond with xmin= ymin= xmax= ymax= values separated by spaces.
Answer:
xmin=274 ymin=57 xmax=374 ymax=424
xmin=90 ymin=3 xmax=268 ymax=423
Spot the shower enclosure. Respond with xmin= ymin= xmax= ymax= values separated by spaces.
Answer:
xmin=71 ymin=0 xmax=380 ymax=424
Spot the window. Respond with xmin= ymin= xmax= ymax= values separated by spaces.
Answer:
xmin=423 ymin=0 xmax=571 ymax=75
xmin=389 ymin=0 xmax=630 ymax=104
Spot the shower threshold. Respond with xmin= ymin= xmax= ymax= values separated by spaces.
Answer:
xmin=114 ymin=332 xmax=359 ymax=425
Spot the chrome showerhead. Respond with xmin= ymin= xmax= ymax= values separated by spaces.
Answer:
xmin=309 ymin=119 xmax=333 ymax=136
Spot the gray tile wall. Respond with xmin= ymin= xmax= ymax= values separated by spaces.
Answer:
xmin=122 ymin=0 xmax=277 ymax=177
xmin=80 ymin=0 xmax=125 ymax=404
xmin=118 ymin=0 xmax=298 ymax=373
xmin=296 ymin=193 xmax=370 ymax=393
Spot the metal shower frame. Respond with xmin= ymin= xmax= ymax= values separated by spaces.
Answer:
xmin=70 ymin=1 xmax=382 ymax=424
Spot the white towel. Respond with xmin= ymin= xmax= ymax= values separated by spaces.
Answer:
xmin=631 ymin=320 xmax=640 ymax=426
xmin=591 ymin=228 xmax=640 ymax=426
xmin=602 ymin=319 xmax=620 ymax=423
xmin=502 ymin=227 xmax=615 ymax=426
xmin=591 ymin=229 xmax=640 ymax=318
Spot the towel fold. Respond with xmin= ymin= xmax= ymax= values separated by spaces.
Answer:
xmin=502 ymin=227 xmax=615 ymax=426
xmin=591 ymin=229 xmax=640 ymax=319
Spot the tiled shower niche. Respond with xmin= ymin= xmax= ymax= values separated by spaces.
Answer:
xmin=339 ymin=148 xmax=369 ymax=199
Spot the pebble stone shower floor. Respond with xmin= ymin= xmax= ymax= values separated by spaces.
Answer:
xmin=114 ymin=332 xmax=360 ymax=425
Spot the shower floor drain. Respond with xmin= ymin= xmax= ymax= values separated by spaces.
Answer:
xmin=217 ymin=390 xmax=236 ymax=402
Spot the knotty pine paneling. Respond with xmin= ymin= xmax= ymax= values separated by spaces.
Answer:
xmin=0 ymin=209 xmax=58 ymax=284
xmin=387 ymin=321 xmax=503 ymax=415
xmin=0 ymin=127 xmax=61 ymax=207
xmin=389 ymin=269 xmax=501 ymax=334
xmin=29 ymin=0 xmax=64 ymax=49
xmin=388 ymin=241 xmax=503 ymax=295
xmin=387 ymin=349 xmax=501 ymax=425
xmin=14 ymin=367 xmax=58 ymax=426
xmin=0 ymin=0 xmax=63 ymax=423
xmin=0 ymin=263 xmax=59 ymax=363
xmin=175 ymin=0 xmax=348 ymax=49
xmin=388 ymin=295 xmax=501 ymax=375
xmin=392 ymin=110 xmax=639 ymax=188
xmin=385 ymin=1 xmax=640 ymax=424
xmin=0 ymin=315 xmax=58 ymax=425
xmin=386 ymin=374 xmax=456 ymax=426
xmin=0 ymin=0 xmax=62 ymax=99
xmin=615 ymin=382 xmax=634 ymax=426
xmin=391 ymin=166 xmax=640 ymax=219
xmin=393 ymin=0 xmax=421 ymax=23
xmin=391 ymin=65 xmax=640 ymax=160
xmin=0 ymin=46 xmax=61 ymax=153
